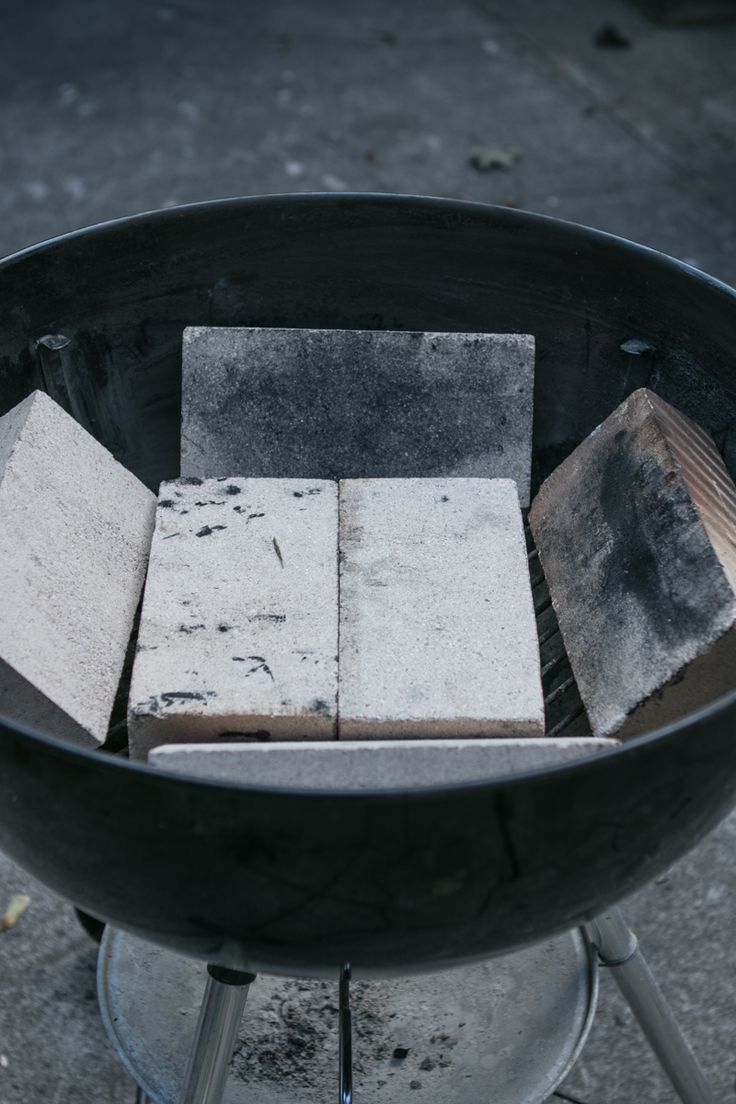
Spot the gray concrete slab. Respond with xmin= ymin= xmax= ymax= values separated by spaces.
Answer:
xmin=0 ymin=860 xmax=132 ymax=1103
xmin=0 ymin=0 xmax=734 ymax=283
xmin=1 ymin=0 xmax=736 ymax=1101
xmin=482 ymin=0 xmax=736 ymax=220
xmin=559 ymin=808 xmax=736 ymax=1104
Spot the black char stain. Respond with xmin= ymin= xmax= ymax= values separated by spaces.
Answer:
xmin=225 ymin=485 xmax=241 ymax=495
xmin=220 ymin=730 xmax=271 ymax=741
xmin=597 ymin=441 xmax=718 ymax=651
xmin=244 ymin=655 xmax=275 ymax=680
xmin=196 ymin=524 xmax=227 ymax=537
xmin=160 ymin=690 xmax=213 ymax=703
xmin=272 ymin=537 xmax=284 ymax=567
xmin=233 ymin=507 xmax=265 ymax=520
xmin=202 ymin=340 xmax=511 ymax=481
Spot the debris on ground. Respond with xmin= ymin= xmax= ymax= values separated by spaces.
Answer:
xmin=321 ymin=172 xmax=348 ymax=190
xmin=468 ymin=145 xmax=520 ymax=171
xmin=593 ymin=23 xmax=633 ymax=47
xmin=0 ymin=894 xmax=31 ymax=933
xmin=229 ymin=978 xmax=461 ymax=1087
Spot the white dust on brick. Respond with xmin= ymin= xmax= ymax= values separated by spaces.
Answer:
xmin=127 ymin=477 xmax=338 ymax=760
xmin=0 ymin=390 xmax=155 ymax=746
xmin=150 ymin=737 xmax=617 ymax=788
xmin=338 ymin=478 xmax=545 ymax=739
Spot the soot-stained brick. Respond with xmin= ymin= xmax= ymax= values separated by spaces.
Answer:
xmin=530 ymin=388 xmax=736 ymax=740
xmin=127 ymin=475 xmax=338 ymax=758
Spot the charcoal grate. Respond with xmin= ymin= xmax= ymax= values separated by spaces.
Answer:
xmin=525 ymin=516 xmax=591 ymax=740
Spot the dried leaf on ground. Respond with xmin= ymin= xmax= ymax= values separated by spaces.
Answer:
xmin=468 ymin=145 xmax=520 ymax=172
xmin=593 ymin=23 xmax=632 ymax=48
xmin=0 ymin=893 xmax=31 ymax=932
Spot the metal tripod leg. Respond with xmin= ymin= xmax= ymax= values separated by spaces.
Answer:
xmin=584 ymin=907 xmax=716 ymax=1104
xmin=339 ymin=964 xmax=353 ymax=1104
xmin=180 ymin=965 xmax=256 ymax=1104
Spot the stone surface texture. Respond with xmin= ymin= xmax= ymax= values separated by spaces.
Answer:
xmin=530 ymin=387 xmax=736 ymax=740
xmin=128 ymin=477 xmax=338 ymax=760
xmin=150 ymin=737 xmax=618 ymax=787
xmin=2 ymin=3 xmax=736 ymax=1101
xmin=0 ymin=390 xmax=155 ymax=747
xmin=338 ymin=477 xmax=545 ymax=738
xmin=181 ymin=327 xmax=535 ymax=505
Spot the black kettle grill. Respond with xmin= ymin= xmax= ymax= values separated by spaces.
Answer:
xmin=0 ymin=194 xmax=734 ymax=1102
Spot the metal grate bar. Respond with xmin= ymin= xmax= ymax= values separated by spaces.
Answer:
xmin=546 ymin=704 xmax=587 ymax=740
xmin=525 ymin=514 xmax=592 ymax=740
xmin=545 ymin=676 xmax=576 ymax=707
xmin=541 ymin=650 xmax=566 ymax=680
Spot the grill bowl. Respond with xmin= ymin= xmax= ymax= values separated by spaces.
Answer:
xmin=1 ymin=193 xmax=735 ymax=977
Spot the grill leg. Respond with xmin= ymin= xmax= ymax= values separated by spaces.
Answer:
xmin=180 ymin=965 xmax=256 ymax=1104
xmin=339 ymin=964 xmax=353 ymax=1104
xmin=585 ymin=908 xmax=716 ymax=1104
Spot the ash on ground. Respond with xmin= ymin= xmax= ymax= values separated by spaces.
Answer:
xmin=230 ymin=976 xmax=459 ymax=1089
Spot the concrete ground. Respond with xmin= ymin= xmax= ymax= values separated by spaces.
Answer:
xmin=1 ymin=0 xmax=735 ymax=1101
